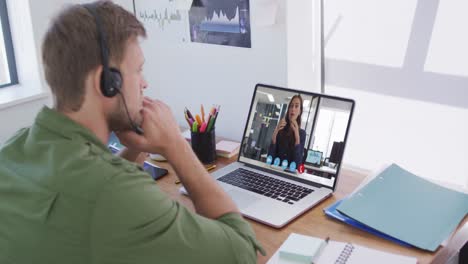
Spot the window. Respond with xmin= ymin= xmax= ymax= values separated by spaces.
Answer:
xmin=0 ymin=0 xmax=18 ymax=88
xmin=312 ymin=109 xmax=350 ymax=158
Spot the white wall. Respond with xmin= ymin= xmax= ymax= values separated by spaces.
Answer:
xmin=0 ymin=98 xmax=51 ymax=143
xmin=138 ymin=1 xmax=289 ymax=141
xmin=324 ymin=0 xmax=468 ymax=187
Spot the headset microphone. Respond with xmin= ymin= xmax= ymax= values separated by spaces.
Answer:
xmin=118 ymin=92 xmax=144 ymax=135
xmin=83 ymin=4 xmax=143 ymax=135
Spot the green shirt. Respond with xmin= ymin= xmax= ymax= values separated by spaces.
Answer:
xmin=0 ymin=107 xmax=264 ymax=263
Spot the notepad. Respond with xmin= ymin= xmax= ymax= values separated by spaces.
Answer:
xmin=278 ymin=233 xmax=326 ymax=263
xmin=267 ymin=234 xmax=417 ymax=264
xmin=182 ymin=129 xmax=191 ymax=141
xmin=336 ymin=163 xmax=468 ymax=251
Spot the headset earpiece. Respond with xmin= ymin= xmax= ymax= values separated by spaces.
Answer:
xmin=101 ymin=68 xmax=122 ymax=97
xmin=109 ymin=68 xmax=123 ymax=89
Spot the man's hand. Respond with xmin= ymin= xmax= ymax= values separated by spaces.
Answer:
xmin=116 ymin=97 xmax=184 ymax=156
xmin=117 ymin=100 xmax=241 ymax=220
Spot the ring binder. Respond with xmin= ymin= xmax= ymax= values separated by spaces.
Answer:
xmin=335 ymin=243 xmax=353 ymax=264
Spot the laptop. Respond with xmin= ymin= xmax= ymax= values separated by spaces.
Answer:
xmin=183 ymin=84 xmax=355 ymax=228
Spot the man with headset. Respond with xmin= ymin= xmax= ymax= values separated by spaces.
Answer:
xmin=0 ymin=1 xmax=263 ymax=263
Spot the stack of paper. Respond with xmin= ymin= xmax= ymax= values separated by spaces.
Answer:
xmin=182 ymin=129 xmax=191 ymax=142
xmin=216 ymin=140 xmax=240 ymax=158
xmin=336 ymin=164 xmax=468 ymax=251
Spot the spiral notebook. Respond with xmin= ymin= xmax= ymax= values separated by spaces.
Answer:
xmin=314 ymin=241 xmax=416 ymax=264
xmin=267 ymin=233 xmax=417 ymax=264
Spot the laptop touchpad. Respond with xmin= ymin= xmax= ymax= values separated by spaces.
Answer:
xmin=227 ymin=189 xmax=260 ymax=209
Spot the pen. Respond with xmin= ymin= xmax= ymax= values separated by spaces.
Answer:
xmin=207 ymin=115 xmax=215 ymax=132
xmin=185 ymin=107 xmax=194 ymax=120
xmin=184 ymin=112 xmax=191 ymax=127
xmin=211 ymin=111 xmax=219 ymax=130
xmin=192 ymin=121 xmax=198 ymax=133
xmin=312 ymin=237 xmax=329 ymax=263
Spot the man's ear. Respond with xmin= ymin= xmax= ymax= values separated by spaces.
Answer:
xmin=90 ymin=65 xmax=103 ymax=96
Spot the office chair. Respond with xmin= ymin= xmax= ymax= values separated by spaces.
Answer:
xmin=328 ymin=141 xmax=344 ymax=167
xmin=303 ymin=148 xmax=308 ymax=164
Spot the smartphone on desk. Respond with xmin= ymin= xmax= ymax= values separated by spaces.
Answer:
xmin=143 ymin=161 xmax=168 ymax=180
xmin=108 ymin=133 xmax=168 ymax=180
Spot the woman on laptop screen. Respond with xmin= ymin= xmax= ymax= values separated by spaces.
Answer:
xmin=267 ymin=95 xmax=306 ymax=168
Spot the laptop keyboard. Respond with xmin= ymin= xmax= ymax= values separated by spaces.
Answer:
xmin=218 ymin=168 xmax=314 ymax=205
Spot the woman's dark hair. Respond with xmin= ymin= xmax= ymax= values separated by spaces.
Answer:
xmin=278 ymin=95 xmax=303 ymax=154
xmin=284 ymin=94 xmax=303 ymax=127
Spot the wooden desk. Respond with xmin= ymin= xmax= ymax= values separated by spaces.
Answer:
xmin=150 ymin=156 xmax=467 ymax=264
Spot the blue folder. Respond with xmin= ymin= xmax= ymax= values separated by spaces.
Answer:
xmin=336 ymin=164 xmax=468 ymax=252
xmin=324 ymin=199 xmax=412 ymax=247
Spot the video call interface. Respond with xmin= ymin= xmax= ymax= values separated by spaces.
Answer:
xmin=239 ymin=86 xmax=353 ymax=187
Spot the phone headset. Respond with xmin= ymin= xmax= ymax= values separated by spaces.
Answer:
xmin=83 ymin=3 xmax=143 ymax=135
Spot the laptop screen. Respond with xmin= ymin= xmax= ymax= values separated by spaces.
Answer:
xmin=238 ymin=84 xmax=354 ymax=190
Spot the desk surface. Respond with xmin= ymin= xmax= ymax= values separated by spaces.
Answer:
xmin=304 ymin=164 xmax=337 ymax=174
xmin=150 ymin=156 xmax=467 ymax=264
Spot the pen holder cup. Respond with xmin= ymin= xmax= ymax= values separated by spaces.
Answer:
xmin=191 ymin=128 xmax=216 ymax=165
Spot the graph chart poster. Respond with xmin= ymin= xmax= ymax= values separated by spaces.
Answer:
xmin=133 ymin=0 xmax=191 ymax=44
xmin=189 ymin=0 xmax=251 ymax=48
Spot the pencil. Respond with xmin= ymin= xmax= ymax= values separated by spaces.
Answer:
xmin=201 ymin=104 xmax=205 ymax=123
xmin=205 ymin=164 xmax=217 ymax=171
